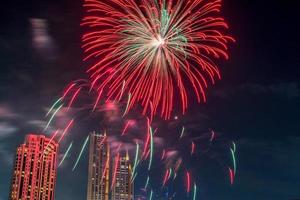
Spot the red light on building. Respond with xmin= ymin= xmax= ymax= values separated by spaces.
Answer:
xmin=9 ymin=134 xmax=58 ymax=200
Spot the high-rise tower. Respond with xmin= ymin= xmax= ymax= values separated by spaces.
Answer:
xmin=9 ymin=134 xmax=58 ymax=200
xmin=111 ymin=153 xmax=134 ymax=200
xmin=87 ymin=132 xmax=110 ymax=200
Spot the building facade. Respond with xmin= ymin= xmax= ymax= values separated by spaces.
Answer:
xmin=87 ymin=132 xmax=110 ymax=200
xmin=111 ymin=153 xmax=133 ymax=200
xmin=9 ymin=134 xmax=58 ymax=200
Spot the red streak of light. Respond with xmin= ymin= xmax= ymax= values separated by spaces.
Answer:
xmin=142 ymin=118 xmax=151 ymax=158
xmin=229 ymin=167 xmax=234 ymax=185
xmin=92 ymin=89 xmax=103 ymax=111
xmin=161 ymin=149 xmax=166 ymax=160
xmin=121 ymin=121 xmax=131 ymax=136
xmin=101 ymin=156 xmax=110 ymax=184
xmin=162 ymin=170 xmax=169 ymax=186
xmin=186 ymin=171 xmax=191 ymax=193
xmin=191 ymin=142 xmax=195 ymax=155
xmin=40 ymin=130 xmax=59 ymax=160
xmin=67 ymin=87 xmax=81 ymax=110
xmin=57 ymin=119 xmax=74 ymax=143
xmin=62 ymin=83 xmax=76 ymax=99
xmin=111 ymin=153 xmax=120 ymax=188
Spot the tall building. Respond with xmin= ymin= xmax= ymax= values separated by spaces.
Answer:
xmin=111 ymin=153 xmax=134 ymax=200
xmin=9 ymin=134 xmax=58 ymax=200
xmin=87 ymin=132 xmax=110 ymax=200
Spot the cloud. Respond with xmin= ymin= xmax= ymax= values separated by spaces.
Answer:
xmin=0 ymin=105 xmax=19 ymax=119
xmin=213 ymin=82 xmax=299 ymax=99
xmin=0 ymin=122 xmax=17 ymax=138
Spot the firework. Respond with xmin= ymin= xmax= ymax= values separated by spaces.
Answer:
xmin=82 ymin=0 xmax=234 ymax=119
xmin=193 ymin=183 xmax=197 ymax=200
xmin=186 ymin=171 xmax=191 ymax=193
xmin=44 ymin=104 xmax=63 ymax=131
xmin=58 ymin=142 xmax=73 ymax=167
xmin=229 ymin=167 xmax=234 ymax=185
xmin=72 ymin=135 xmax=89 ymax=171
xmin=144 ymin=176 xmax=150 ymax=189
xmin=132 ymin=142 xmax=140 ymax=176
xmin=57 ymin=119 xmax=74 ymax=143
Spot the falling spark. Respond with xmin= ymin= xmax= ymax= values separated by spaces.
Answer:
xmin=232 ymin=141 xmax=236 ymax=153
xmin=191 ymin=142 xmax=196 ymax=155
xmin=62 ymin=83 xmax=76 ymax=99
xmin=144 ymin=176 xmax=150 ymax=189
xmin=149 ymin=190 xmax=153 ymax=200
xmin=121 ymin=121 xmax=131 ymax=136
xmin=180 ymin=126 xmax=185 ymax=139
xmin=72 ymin=135 xmax=89 ymax=171
xmin=67 ymin=87 xmax=81 ymax=110
xmin=161 ymin=149 xmax=166 ymax=160
xmin=46 ymin=98 xmax=62 ymax=117
xmin=111 ymin=153 xmax=120 ymax=188
xmin=101 ymin=156 xmax=110 ymax=184
xmin=58 ymin=142 xmax=73 ymax=167
xmin=148 ymin=126 xmax=154 ymax=171
xmin=132 ymin=142 xmax=139 ymax=176
xmin=57 ymin=119 xmax=74 ymax=143
xmin=118 ymin=80 xmax=126 ymax=101
xmin=186 ymin=171 xmax=191 ymax=193
xmin=40 ymin=130 xmax=59 ymax=160
xmin=44 ymin=104 xmax=64 ymax=131
xmin=163 ymin=169 xmax=170 ymax=186
xmin=122 ymin=93 xmax=131 ymax=117
xmin=230 ymin=148 xmax=237 ymax=175
xmin=143 ymin=118 xmax=151 ymax=158
xmin=229 ymin=167 xmax=234 ymax=185
xmin=193 ymin=183 xmax=197 ymax=200
xmin=92 ymin=89 xmax=103 ymax=111
xmin=131 ymin=173 xmax=138 ymax=184
xmin=210 ymin=130 xmax=215 ymax=142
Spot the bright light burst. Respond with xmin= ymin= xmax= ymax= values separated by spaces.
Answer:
xmin=82 ymin=0 xmax=234 ymax=119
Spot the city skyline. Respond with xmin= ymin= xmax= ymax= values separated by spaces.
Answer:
xmin=1 ymin=0 xmax=300 ymax=199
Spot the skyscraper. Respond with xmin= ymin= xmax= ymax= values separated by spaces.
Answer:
xmin=87 ymin=132 xmax=110 ymax=200
xmin=111 ymin=153 xmax=134 ymax=200
xmin=9 ymin=134 xmax=58 ymax=200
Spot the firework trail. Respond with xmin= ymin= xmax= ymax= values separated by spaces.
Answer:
xmin=44 ymin=104 xmax=63 ymax=131
xmin=111 ymin=153 xmax=120 ymax=188
xmin=230 ymin=146 xmax=237 ymax=175
xmin=186 ymin=171 xmax=191 ymax=193
xmin=57 ymin=119 xmax=74 ymax=143
xmin=82 ymin=0 xmax=234 ymax=119
xmin=45 ymin=98 xmax=62 ymax=117
xmin=58 ymin=142 xmax=73 ymax=167
xmin=180 ymin=126 xmax=185 ymax=139
xmin=229 ymin=167 xmax=234 ymax=185
xmin=144 ymin=176 xmax=150 ymax=190
xmin=149 ymin=190 xmax=153 ymax=200
xmin=163 ymin=169 xmax=170 ymax=186
xmin=193 ymin=183 xmax=197 ymax=200
xmin=72 ymin=135 xmax=89 ymax=171
xmin=210 ymin=130 xmax=216 ymax=142
xmin=191 ymin=141 xmax=196 ymax=155
xmin=132 ymin=142 xmax=140 ymax=177
xmin=148 ymin=126 xmax=154 ymax=171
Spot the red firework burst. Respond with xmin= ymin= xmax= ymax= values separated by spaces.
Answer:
xmin=81 ymin=0 xmax=234 ymax=119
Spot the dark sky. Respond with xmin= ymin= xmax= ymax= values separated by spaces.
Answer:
xmin=1 ymin=0 xmax=300 ymax=200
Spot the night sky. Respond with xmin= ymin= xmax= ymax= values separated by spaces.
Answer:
xmin=1 ymin=0 xmax=300 ymax=200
